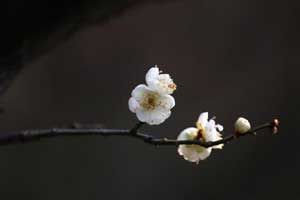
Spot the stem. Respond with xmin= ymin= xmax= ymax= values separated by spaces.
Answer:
xmin=130 ymin=122 xmax=144 ymax=134
xmin=0 ymin=120 xmax=278 ymax=147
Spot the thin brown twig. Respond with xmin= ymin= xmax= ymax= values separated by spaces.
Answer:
xmin=0 ymin=120 xmax=279 ymax=147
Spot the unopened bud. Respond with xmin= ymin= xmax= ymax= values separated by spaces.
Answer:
xmin=235 ymin=117 xmax=251 ymax=134
xmin=273 ymin=118 xmax=280 ymax=127
xmin=272 ymin=126 xmax=278 ymax=134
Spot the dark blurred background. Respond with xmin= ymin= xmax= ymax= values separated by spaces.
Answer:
xmin=0 ymin=0 xmax=299 ymax=199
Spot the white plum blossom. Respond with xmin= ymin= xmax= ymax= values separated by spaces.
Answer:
xmin=128 ymin=84 xmax=175 ymax=125
xmin=129 ymin=66 xmax=176 ymax=125
xmin=145 ymin=66 xmax=176 ymax=95
xmin=234 ymin=117 xmax=251 ymax=134
xmin=177 ymin=112 xmax=224 ymax=164
xmin=177 ymin=127 xmax=212 ymax=163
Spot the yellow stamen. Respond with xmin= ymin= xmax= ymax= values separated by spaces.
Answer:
xmin=168 ymin=83 xmax=177 ymax=91
xmin=141 ymin=92 xmax=160 ymax=111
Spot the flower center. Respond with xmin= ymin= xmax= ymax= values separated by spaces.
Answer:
xmin=141 ymin=92 xmax=160 ymax=111
xmin=196 ymin=129 xmax=205 ymax=142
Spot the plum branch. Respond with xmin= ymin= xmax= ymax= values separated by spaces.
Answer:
xmin=0 ymin=119 xmax=279 ymax=147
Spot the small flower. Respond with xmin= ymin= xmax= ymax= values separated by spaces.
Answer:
xmin=129 ymin=66 xmax=176 ymax=125
xmin=177 ymin=127 xmax=212 ymax=163
xmin=234 ymin=117 xmax=251 ymax=134
xmin=145 ymin=66 xmax=177 ymax=95
xmin=177 ymin=112 xmax=224 ymax=164
xmin=128 ymin=84 xmax=175 ymax=125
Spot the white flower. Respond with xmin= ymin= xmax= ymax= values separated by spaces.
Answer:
xmin=145 ymin=66 xmax=176 ymax=95
xmin=234 ymin=117 xmax=251 ymax=134
xmin=177 ymin=127 xmax=212 ymax=163
xmin=129 ymin=66 xmax=176 ymax=125
xmin=128 ymin=84 xmax=175 ymax=125
xmin=177 ymin=112 xmax=223 ymax=164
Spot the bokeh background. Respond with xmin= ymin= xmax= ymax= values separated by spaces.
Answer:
xmin=0 ymin=0 xmax=298 ymax=199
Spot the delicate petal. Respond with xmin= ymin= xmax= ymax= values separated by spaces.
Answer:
xmin=178 ymin=145 xmax=212 ymax=163
xmin=177 ymin=127 xmax=198 ymax=140
xmin=128 ymin=97 xmax=140 ymax=113
xmin=216 ymin=124 xmax=224 ymax=132
xmin=197 ymin=147 xmax=212 ymax=160
xmin=145 ymin=66 xmax=159 ymax=85
xmin=208 ymin=118 xmax=216 ymax=127
xmin=196 ymin=112 xmax=208 ymax=129
xmin=158 ymin=94 xmax=175 ymax=110
xmin=178 ymin=146 xmax=200 ymax=162
xmin=204 ymin=119 xmax=223 ymax=149
xmin=135 ymin=110 xmax=148 ymax=123
xmin=136 ymin=109 xmax=171 ymax=125
xmin=149 ymin=109 xmax=171 ymax=125
xmin=131 ymin=84 xmax=151 ymax=101
xmin=204 ymin=120 xmax=216 ymax=141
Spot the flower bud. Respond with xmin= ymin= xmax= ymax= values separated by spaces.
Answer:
xmin=234 ymin=117 xmax=251 ymax=134
xmin=272 ymin=118 xmax=280 ymax=127
xmin=272 ymin=126 xmax=278 ymax=134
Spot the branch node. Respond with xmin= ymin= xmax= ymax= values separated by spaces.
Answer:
xmin=144 ymin=135 xmax=154 ymax=143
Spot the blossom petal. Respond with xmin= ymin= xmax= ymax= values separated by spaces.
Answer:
xmin=197 ymin=112 xmax=208 ymax=128
xmin=131 ymin=84 xmax=151 ymax=102
xmin=216 ymin=124 xmax=224 ymax=132
xmin=128 ymin=97 xmax=140 ymax=113
xmin=178 ymin=146 xmax=200 ymax=162
xmin=158 ymin=94 xmax=175 ymax=110
xmin=178 ymin=145 xmax=212 ymax=163
xmin=136 ymin=109 xmax=171 ymax=125
xmin=197 ymin=147 xmax=212 ymax=160
xmin=177 ymin=127 xmax=198 ymax=140
xmin=204 ymin=119 xmax=223 ymax=149
xmin=145 ymin=66 xmax=159 ymax=86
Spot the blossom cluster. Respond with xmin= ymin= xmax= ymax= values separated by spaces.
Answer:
xmin=128 ymin=66 xmax=252 ymax=164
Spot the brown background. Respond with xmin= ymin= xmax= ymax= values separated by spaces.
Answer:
xmin=0 ymin=0 xmax=298 ymax=199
